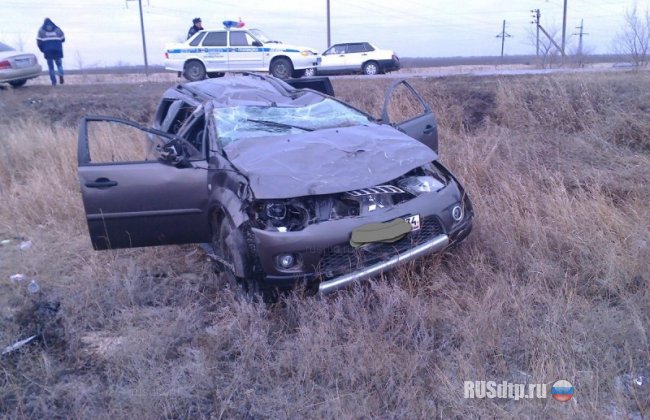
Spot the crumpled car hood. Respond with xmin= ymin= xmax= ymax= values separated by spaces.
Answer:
xmin=223 ymin=124 xmax=437 ymax=199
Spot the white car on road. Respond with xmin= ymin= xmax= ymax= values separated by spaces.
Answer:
xmin=314 ymin=42 xmax=400 ymax=76
xmin=164 ymin=28 xmax=318 ymax=80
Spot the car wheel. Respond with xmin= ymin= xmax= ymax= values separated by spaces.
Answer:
xmin=183 ymin=60 xmax=206 ymax=81
xmin=9 ymin=79 xmax=27 ymax=88
xmin=363 ymin=61 xmax=379 ymax=76
xmin=270 ymin=58 xmax=293 ymax=79
xmin=212 ymin=214 xmax=275 ymax=302
xmin=303 ymin=68 xmax=316 ymax=77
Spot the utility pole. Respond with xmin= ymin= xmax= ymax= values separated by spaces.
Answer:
xmin=561 ymin=0 xmax=568 ymax=57
xmin=127 ymin=0 xmax=149 ymax=75
xmin=532 ymin=9 xmax=563 ymax=58
xmin=531 ymin=9 xmax=541 ymax=56
xmin=496 ymin=20 xmax=512 ymax=64
xmin=326 ymin=0 xmax=331 ymax=47
xmin=573 ymin=19 xmax=588 ymax=67
xmin=573 ymin=19 xmax=588 ymax=56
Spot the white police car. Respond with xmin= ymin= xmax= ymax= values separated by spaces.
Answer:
xmin=164 ymin=26 xmax=318 ymax=80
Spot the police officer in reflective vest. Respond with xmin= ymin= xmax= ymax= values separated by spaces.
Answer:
xmin=36 ymin=18 xmax=65 ymax=86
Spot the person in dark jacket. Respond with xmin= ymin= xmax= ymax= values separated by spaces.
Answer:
xmin=187 ymin=17 xmax=203 ymax=39
xmin=37 ymin=18 xmax=65 ymax=86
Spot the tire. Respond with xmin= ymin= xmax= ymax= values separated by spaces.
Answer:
xmin=212 ymin=214 xmax=275 ymax=302
xmin=291 ymin=69 xmax=306 ymax=78
xmin=9 ymin=79 xmax=27 ymax=88
xmin=183 ymin=60 xmax=206 ymax=81
xmin=270 ymin=58 xmax=293 ymax=79
xmin=363 ymin=61 xmax=379 ymax=76
xmin=207 ymin=72 xmax=225 ymax=78
xmin=303 ymin=68 xmax=316 ymax=77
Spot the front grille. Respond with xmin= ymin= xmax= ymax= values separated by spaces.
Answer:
xmin=346 ymin=185 xmax=406 ymax=197
xmin=316 ymin=215 xmax=444 ymax=279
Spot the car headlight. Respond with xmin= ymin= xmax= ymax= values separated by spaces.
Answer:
xmin=253 ymin=199 xmax=310 ymax=231
xmin=265 ymin=202 xmax=286 ymax=220
xmin=397 ymin=176 xmax=444 ymax=196
xmin=300 ymin=50 xmax=314 ymax=56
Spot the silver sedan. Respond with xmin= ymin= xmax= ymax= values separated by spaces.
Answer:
xmin=0 ymin=42 xmax=42 ymax=88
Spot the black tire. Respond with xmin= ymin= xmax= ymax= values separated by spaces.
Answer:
xmin=207 ymin=72 xmax=225 ymax=78
xmin=183 ymin=60 xmax=206 ymax=81
xmin=9 ymin=79 xmax=27 ymax=88
xmin=212 ymin=214 xmax=275 ymax=302
xmin=363 ymin=61 xmax=380 ymax=76
xmin=270 ymin=58 xmax=293 ymax=79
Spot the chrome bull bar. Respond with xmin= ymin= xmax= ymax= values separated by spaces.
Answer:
xmin=318 ymin=234 xmax=449 ymax=294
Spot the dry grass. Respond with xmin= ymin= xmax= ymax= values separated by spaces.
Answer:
xmin=1 ymin=72 xmax=649 ymax=418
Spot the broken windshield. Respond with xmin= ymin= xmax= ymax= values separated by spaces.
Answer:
xmin=214 ymin=97 xmax=372 ymax=147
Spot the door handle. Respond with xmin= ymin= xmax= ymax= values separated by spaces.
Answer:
xmin=361 ymin=53 xmax=367 ymax=56
xmin=423 ymin=125 xmax=436 ymax=134
xmin=85 ymin=178 xmax=118 ymax=189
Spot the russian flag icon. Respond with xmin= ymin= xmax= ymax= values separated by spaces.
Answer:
xmin=551 ymin=380 xmax=574 ymax=402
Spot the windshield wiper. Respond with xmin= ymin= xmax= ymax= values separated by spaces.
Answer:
xmin=245 ymin=118 xmax=314 ymax=132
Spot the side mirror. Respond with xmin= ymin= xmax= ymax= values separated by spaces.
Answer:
xmin=252 ymin=40 xmax=263 ymax=47
xmin=158 ymin=139 xmax=192 ymax=168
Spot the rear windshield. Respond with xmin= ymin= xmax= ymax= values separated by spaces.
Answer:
xmin=214 ymin=97 xmax=372 ymax=147
xmin=0 ymin=42 xmax=15 ymax=52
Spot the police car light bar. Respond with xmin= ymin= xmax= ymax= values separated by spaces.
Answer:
xmin=223 ymin=19 xmax=245 ymax=29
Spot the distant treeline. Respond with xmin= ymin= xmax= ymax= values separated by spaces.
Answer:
xmin=399 ymin=54 xmax=623 ymax=68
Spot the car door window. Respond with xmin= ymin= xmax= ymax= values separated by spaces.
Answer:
xmin=189 ymin=32 xmax=206 ymax=46
xmin=347 ymin=43 xmax=365 ymax=53
xmin=82 ymin=119 xmax=165 ymax=164
xmin=178 ymin=113 xmax=206 ymax=158
xmin=382 ymin=81 xmax=428 ymax=124
xmin=381 ymin=80 xmax=438 ymax=152
xmin=161 ymin=100 xmax=197 ymax=134
xmin=154 ymin=99 xmax=174 ymax=128
xmin=324 ymin=45 xmax=346 ymax=55
xmin=230 ymin=32 xmax=252 ymax=46
xmin=202 ymin=32 xmax=227 ymax=46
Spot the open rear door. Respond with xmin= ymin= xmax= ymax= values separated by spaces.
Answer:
xmin=381 ymin=80 xmax=438 ymax=153
xmin=77 ymin=116 xmax=210 ymax=250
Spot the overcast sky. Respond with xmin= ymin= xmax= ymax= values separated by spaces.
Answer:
xmin=0 ymin=0 xmax=641 ymax=68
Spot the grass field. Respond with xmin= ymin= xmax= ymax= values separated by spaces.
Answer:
xmin=0 ymin=71 xmax=649 ymax=418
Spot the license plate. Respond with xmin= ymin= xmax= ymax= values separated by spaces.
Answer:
xmin=404 ymin=214 xmax=421 ymax=231
xmin=14 ymin=58 xmax=31 ymax=68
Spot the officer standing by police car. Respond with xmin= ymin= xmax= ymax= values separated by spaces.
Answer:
xmin=187 ymin=18 xmax=203 ymax=39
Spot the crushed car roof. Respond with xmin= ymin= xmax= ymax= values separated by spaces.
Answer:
xmin=182 ymin=75 xmax=325 ymax=107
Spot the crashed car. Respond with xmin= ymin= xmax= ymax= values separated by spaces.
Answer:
xmin=77 ymin=73 xmax=473 ymax=298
